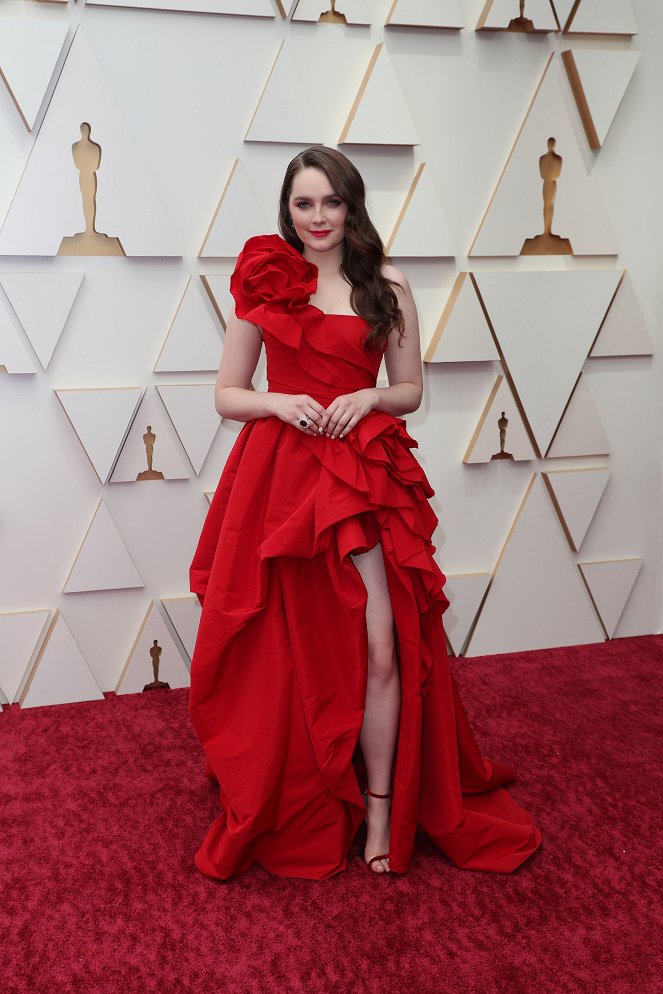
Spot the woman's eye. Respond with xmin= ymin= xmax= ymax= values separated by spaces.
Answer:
xmin=295 ymin=202 xmax=309 ymax=209
xmin=327 ymin=199 xmax=340 ymax=207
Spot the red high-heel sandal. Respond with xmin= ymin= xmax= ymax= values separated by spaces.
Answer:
xmin=362 ymin=788 xmax=392 ymax=874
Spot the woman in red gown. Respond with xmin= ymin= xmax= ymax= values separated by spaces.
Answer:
xmin=189 ymin=146 xmax=541 ymax=880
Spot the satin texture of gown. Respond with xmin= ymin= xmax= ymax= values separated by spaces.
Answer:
xmin=188 ymin=234 xmax=542 ymax=881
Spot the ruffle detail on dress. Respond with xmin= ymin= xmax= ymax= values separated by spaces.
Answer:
xmin=229 ymin=234 xmax=318 ymax=349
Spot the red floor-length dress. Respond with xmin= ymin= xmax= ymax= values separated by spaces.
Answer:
xmin=189 ymin=234 xmax=541 ymax=880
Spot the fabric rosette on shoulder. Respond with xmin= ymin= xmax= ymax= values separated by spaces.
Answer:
xmin=230 ymin=234 xmax=318 ymax=348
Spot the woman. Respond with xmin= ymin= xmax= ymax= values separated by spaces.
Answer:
xmin=189 ymin=146 xmax=541 ymax=880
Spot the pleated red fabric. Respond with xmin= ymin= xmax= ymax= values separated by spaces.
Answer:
xmin=189 ymin=235 xmax=541 ymax=880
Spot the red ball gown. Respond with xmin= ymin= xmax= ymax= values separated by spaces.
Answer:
xmin=189 ymin=234 xmax=541 ymax=880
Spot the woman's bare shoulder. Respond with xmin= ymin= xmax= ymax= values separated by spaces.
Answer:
xmin=381 ymin=262 xmax=411 ymax=296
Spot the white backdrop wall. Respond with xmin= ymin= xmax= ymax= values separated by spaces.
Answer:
xmin=1 ymin=0 xmax=661 ymax=706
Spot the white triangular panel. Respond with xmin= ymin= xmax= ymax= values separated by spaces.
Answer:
xmin=1 ymin=272 xmax=84 ymax=370
xmin=467 ymin=475 xmax=604 ymax=656
xmin=56 ymin=387 xmax=143 ymax=484
xmin=245 ymin=42 xmax=321 ymax=143
xmin=339 ymin=44 xmax=419 ymax=146
xmin=579 ymin=559 xmax=642 ymax=638
xmin=199 ymin=160 xmax=272 ymax=258
xmin=424 ymin=273 xmax=498 ymax=363
xmin=110 ymin=390 xmax=191 ymax=483
xmin=470 ymin=55 xmax=619 ymax=256
xmin=543 ymin=467 xmax=610 ymax=552
xmin=464 ymin=374 xmax=537 ymax=463
xmin=115 ymin=602 xmax=190 ymax=695
xmin=590 ymin=273 xmax=653 ymax=357
xmin=0 ymin=34 xmax=180 ymax=257
xmin=563 ymin=50 xmax=640 ymax=148
xmin=547 ymin=375 xmax=610 ymax=458
xmin=161 ymin=596 xmax=202 ymax=662
xmin=154 ymin=278 xmax=223 ymax=373
xmin=204 ymin=490 xmax=215 ymax=504
xmin=0 ymin=292 xmax=35 ymax=374
xmin=477 ymin=0 xmax=558 ymax=31
xmin=87 ymin=0 xmax=274 ymax=12
xmin=200 ymin=274 xmax=232 ymax=328
xmin=20 ymin=610 xmax=104 ymax=708
xmin=156 ymin=384 xmax=220 ymax=476
xmin=551 ymin=0 xmax=575 ymax=29
xmin=474 ymin=270 xmax=620 ymax=454
xmin=566 ymin=0 xmax=638 ymax=36
xmin=443 ymin=574 xmax=491 ymax=656
xmin=0 ymin=20 xmax=69 ymax=130
xmin=63 ymin=500 xmax=144 ymax=593
xmin=386 ymin=0 xmax=464 ymax=29
xmin=0 ymin=609 xmax=50 ymax=703
xmin=386 ymin=163 xmax=455 ymax=257
xmin=292 ymin=0 xmax=371 ymax=24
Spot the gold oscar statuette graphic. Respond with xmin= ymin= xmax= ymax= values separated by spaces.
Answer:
xmin=491 ymin=411 xmax=514 ymax=461
xmin=137 ymin=425 xmax=165 ymax=481
xmin=508 ymin=0 xmax=534 ymax=32
xmin=319 ymin=1 xmax=347 ymax=24
xmin=143 ymin=640 xmax=170 ymax=692
xmin=521 ymin=137 xmax=573 ymax=256
xmin=58 ymin=123 xmax=125 ymax=257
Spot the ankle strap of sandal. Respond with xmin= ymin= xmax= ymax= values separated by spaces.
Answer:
xmin=364 ymin=789 xmax=392 ymax=799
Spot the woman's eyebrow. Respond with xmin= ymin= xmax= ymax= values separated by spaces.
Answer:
xmin=293 ymin=192 xmax=341 ymax=200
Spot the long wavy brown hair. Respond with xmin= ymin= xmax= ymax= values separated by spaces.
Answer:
xmin=278 ymin=147 xmax=404 ymax=351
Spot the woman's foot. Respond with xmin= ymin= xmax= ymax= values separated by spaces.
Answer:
xmin=364 ymin=792 xmax=391 ymax=874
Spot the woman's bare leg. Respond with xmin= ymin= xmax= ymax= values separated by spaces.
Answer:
xmin=352 ymin=543 xmax=400 ymax=873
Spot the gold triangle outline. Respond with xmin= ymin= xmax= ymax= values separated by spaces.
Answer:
xmin=476 ymin=0 xmax=559 ymax=32
xmin=110 ymin=386 xmax=190 ymax=482
xmin=469 ymin=273 xmax=541 ymax=456
xmin=153 ymin=276 xmax=223 ymax=372
xmin=18 ymin=608 xmax=101 ymax=707
xmin=0 ymin=23 xmax=73 ymax=132
xmin=55 ymin=386 xmax=145 ymax=484
xmin=339 ymin=43 xmax=383 ymax=144
xmin=199 ymin=158 xmax=240 ymax=258
xmin=560 ymin=49 xmax=600 ymax=148
xmin=160 ymin=595 xmax=200 ymax=664
xmin=19 ymin=609 xmax=60 ymax=706
xmin=200 ymin=274 xmax=228 ymax=330
xmin=61 ymin=498 xmax=144 ymax=593
xmin=0 ymin=26 xmax=78 ymax=238
xmin=385 ymin=0 xmax=464 ymax=28
xmin=463 ymin=473 xmax=537 ymax=655
xmin=541 ymin=467 xmax=610 ymax=553
xmin=1 ymin=272 xmax=84 ymax=371
xmin=445 ymin=572 xmax=493 ymax=657
xmin=555 ymin=0 xmax=580 ymax=32
xmin=114 ymin=600 xmax=153 ymax=694
xmin=0 ymin=608 xmax=51 ymax=703
xmin=588 ymin=270 xmax=625 ymax=354
xmin=423 ymin=272 xmax=496 ymax=364
xmin=563 ymin=0 xmax=638 ymax=37
xmin=155 ymin=382 xmax=219 ymax=477
xmin=468 ymin=51 xmax=554 ymax=256
xmin=577 ymin=558 xmax=641 ymax=639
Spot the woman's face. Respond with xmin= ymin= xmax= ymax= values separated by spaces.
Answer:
xmin=288 ymin=167 xmax=348 ymax=256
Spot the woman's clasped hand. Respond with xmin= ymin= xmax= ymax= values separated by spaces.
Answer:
xmin=271 ymin=388 xmax=379 ymax=439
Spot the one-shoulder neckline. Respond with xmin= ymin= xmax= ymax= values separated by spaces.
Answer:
xmin=308 ymin=303 xmax=367 ymax=321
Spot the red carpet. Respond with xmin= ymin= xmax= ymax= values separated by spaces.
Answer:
xmin=2 ymin=636 xmax=662 ymax=994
